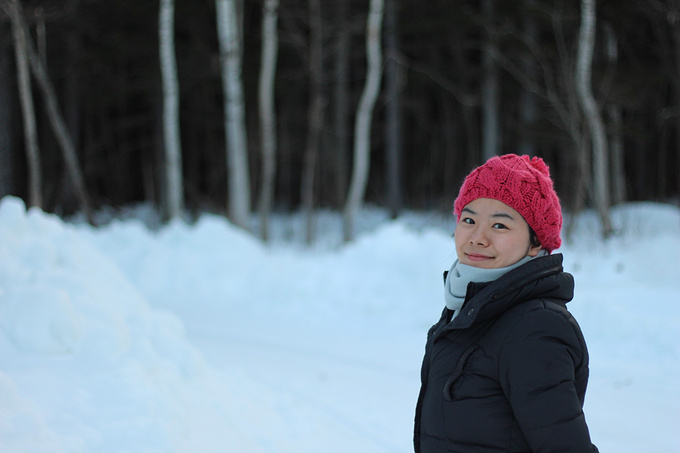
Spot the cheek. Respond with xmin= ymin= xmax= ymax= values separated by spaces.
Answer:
xmin=499 ymin=235 xmax=531 ymax=256
xmin=453 ymin=229 xmax=466 ymax=250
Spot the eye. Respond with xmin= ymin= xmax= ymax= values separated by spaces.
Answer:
xmin=461 ymin=217 xmax=475 ymax=225
xmin=492 ymin=222 xmax=508 ymax=230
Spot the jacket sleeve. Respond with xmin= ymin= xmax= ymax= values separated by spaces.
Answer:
xmin=498 ymin=305 xmax=598 ymax=452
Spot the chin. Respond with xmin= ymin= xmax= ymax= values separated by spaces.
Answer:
xmin=461 ymin=259 xmax=494 ymax=269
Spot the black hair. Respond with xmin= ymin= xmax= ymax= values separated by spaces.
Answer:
xmin=528 ymin=226 xmax=541 ymax=248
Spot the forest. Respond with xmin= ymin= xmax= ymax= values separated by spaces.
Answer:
xmin=0 ymin=0 xmax=678 ymax=241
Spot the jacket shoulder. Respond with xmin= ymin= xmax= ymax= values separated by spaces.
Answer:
xmin=499 ymin=297 xmax=584 ymax=338
xmin=491 ymin=297 xmax=589 ymax=370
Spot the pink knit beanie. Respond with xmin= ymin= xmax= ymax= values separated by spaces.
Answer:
xmin=453 ymin=154 xmax=563 ymax=252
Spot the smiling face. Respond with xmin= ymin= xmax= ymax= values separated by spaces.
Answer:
xmin=454 ymin=198 xmax=542 ymax=269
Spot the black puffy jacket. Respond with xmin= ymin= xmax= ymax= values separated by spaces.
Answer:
xmin=414 ymin=254 xmax=598 ymax=452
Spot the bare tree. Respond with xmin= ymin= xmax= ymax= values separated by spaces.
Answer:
xmin=216 ymin=0 xmax=251 ymax=230
xmin=257 ymin=0 xmax=279 ymax=241
xmin=332 ymin=0 xmax=351 ymax=208
xmin=0 ymin=23 xmax=14 ymax=199
xmin=673 ymin=8 xmax=680 ymax=196
xmin=575 ymin=0 xmax=612 ymax=237
xmin=603 ymin=23 xmax=626 ymax=205
xmin=494 ymin=3 xmax=590 ymax=232
xmin=518 ymin=1 xmax=538 ymax=157
xmin=159 ymin=0 xmax=184 ymax=220
xmin=4 ymin=0 xmax=41 ymax=208
xmin=343 ymin=0 xmax=384 ymax=242
xmin=2 ymin=0 xmax=92 ymax=220
xmin=384 ymin=0 xmax=403 ymax=219
xmin=481 ymin=0 xmax=500 ymax=160
xmin=301 ymin=0 xmax=326 ymax=244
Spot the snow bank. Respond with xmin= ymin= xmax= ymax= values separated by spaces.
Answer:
xmin=0 ymin=197 xmax=272 ymax=452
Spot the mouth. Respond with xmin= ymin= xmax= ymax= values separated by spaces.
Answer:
xmin=465 ymin=253 xmax=493 ymax=262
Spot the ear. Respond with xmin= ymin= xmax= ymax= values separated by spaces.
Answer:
xmin=527 ymin=243 xmax=543 ymax=257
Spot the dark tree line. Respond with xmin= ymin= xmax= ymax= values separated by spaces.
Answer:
xmin=0 ymin=0 xmax=678 ymax=237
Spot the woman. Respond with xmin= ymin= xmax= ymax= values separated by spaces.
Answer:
xmin=414 ymin=154 xmax=598 ymax=452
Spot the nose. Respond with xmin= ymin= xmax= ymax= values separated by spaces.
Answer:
xmin=469 ymin=226 xmax=488 ymax=246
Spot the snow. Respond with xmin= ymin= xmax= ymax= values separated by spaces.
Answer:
xmin=1 ymin=195 xmax=678 ymax=452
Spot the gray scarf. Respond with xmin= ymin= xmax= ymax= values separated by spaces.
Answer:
xmin=444 ymin=251 xmax=547 ymax=320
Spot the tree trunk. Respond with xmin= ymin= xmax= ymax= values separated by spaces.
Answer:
xmin=159 ymin=0 xmax=184 ymax=220
xmin=216 ymin=0 xmax=251 ymax=230
xmin=332 ymin=0 xmax=350 ymax=208
xmin=518 ymin=3 xmax=537 ymax=157
xmin=671 ymin=12 xmax=680 ymax=205
xmin=604 ymin=23 xmax=626 ymax=205
xmin=564 ymin=132 xmax=590 ymax=240
xmin=301 ymin=0 xmax=325 ymax=245
xmin=481 ymin=0 xmax=500 ymax=160
xmin=608 ymin=103 xmax=625 ymax=204
xmin=257 ymin=0 xmax=279 ymax=241
xmin=384 ymin=0 xmax=403 ymax=219
xmin=4 ymin=0 xmax=93 ymax=220
xmin=0 ymin=22 xmax=14 ymax=198
xmin=575 ymin=0 xmax=612 ymax=237
xmin=343 ymin=0 xmax=384 ymax=242
xmin=60 ymin=2 xmax=83 ymax=213
xmin=4 ymin=0 xmax=41 ymax=208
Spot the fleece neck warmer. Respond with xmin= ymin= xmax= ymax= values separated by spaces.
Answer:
xmin=444 ymin=251 xmax=547 ymax=319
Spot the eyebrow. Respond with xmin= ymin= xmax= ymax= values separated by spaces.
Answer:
xmin=462 ymin=207 xmax=516 ymax=221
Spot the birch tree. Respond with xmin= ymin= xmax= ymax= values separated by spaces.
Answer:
xmin=2 ymin=0 xmax=92 ymax=221
xmin=257 ymin=0 xmax=279 ymax=241
xmin=301 ymin=0 xmax=325 ymax=244
xmin=0 ymin=27 xmax=13 ymax=198
xmin=159 ymin=0 xmax=184 ymax=220
xmin=343 ymin=0 xmax=384 ymax=242
xmin=575 ymin=0 xmax=613 ymax=237
xmin=3 ymin=0 xmax=41 ymax=208
xmin=216 ymin=0 xmax=250 ymax=230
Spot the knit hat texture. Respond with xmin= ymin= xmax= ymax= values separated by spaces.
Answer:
xmin=453 ymin=154 xmax=563 ymax=252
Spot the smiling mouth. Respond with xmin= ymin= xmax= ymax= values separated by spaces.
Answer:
xmin=466 ymin=253 xmax=492 ymax=261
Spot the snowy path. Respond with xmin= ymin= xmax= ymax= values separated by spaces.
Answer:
xmin=183 ymin=313 xmax=423 ymax=452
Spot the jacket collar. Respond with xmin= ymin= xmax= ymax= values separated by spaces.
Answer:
xmin=442 ymin=253 xmax=572 ymax=330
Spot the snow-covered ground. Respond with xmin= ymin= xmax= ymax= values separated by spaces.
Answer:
xmin=0 ymin=195 xmax=678 ymax=452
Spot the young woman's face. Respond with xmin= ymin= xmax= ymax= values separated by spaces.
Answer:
xmin=455 ymin=198 xmax=542 ymax=269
